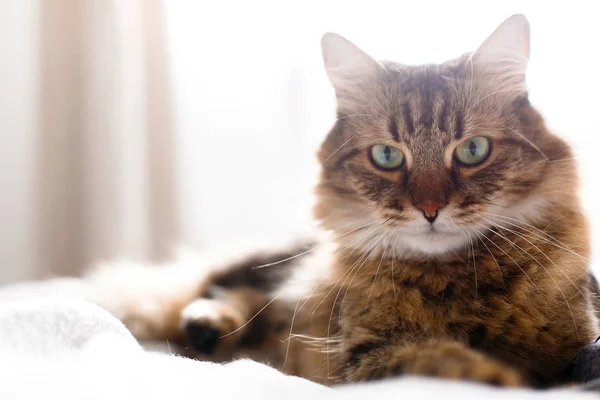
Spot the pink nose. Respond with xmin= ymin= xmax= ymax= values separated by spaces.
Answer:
xmin=415 ymin=201 xmax=445 ymax=222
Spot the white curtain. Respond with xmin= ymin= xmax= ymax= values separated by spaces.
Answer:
xmin=1 ymin=0 xmax=599 ymax=284
xmin=0 ymin=0 xmax=39 ymax=283
xmin=1 ymin=0 xmax=178 ymax=282
xmin=38 ymin=0 xmax=179 ymax=276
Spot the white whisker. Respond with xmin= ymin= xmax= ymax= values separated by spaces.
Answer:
xmin=219 ymin=292 xmax=283 ymax=339
xmin=503 ymin=125 xmax=549 ymax=161
xmin=324 ymin=133 xmax=360 ymax=163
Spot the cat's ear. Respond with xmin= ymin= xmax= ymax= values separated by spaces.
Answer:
xmin=472 ymin=14 xmax=530 ymax=91
xmin=321 ymin=33 xmax=381 ymax=93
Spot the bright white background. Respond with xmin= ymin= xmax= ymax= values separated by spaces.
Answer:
xmin=0 ymin=0 xmax=599 ymax=282
xmin=165 ymin=1 xmax=600 ymax=266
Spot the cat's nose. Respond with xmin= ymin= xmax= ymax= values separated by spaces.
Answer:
xmin=414 ymin=201 xmax=445 ymax=223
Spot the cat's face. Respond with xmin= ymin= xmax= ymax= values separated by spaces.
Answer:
xmin=315 ymin=15 xmax=573 ymax=257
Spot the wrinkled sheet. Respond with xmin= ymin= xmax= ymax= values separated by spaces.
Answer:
xmin=0 ymin=280 xmax=595 ymax=400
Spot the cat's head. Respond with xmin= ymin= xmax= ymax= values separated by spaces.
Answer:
xmin=314 ymin=15 xmax=576 ymax=257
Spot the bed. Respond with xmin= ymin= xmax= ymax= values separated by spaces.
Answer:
xmin=0 ymin=279 xmax=596 ymax=399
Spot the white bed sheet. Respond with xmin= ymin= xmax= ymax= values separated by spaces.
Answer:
xmin=0 ymin=281 xmax=595 ymax=400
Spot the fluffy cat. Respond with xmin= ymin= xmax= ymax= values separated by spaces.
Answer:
xmin=95 ymin=14 xmax=600 ymax=388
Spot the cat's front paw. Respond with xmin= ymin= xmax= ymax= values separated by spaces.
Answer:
xmin=181 ymin=298 xmax=244 ymax=356
xmin=346 ymin=341 xmax=525 ymax=387
xmin=403 ymin=346 xmax=525 ymax=386
xmin=402 ymin=342 xmax=524 ymax=387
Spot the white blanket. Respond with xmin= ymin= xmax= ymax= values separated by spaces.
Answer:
xmin=0 ymin=281 xmax=595 ymax=400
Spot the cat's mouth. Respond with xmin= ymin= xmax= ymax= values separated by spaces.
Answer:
xmin=399 ymin=225 xmax=470 ymax=255
xmin=421 ymin=230 xmax=452 ymax=241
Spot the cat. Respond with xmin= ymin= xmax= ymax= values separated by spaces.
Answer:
xmin=94 ymin=14 xmax=600 ymax=388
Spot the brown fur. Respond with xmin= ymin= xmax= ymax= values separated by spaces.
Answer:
xmin=101 ymin=15 xmax=600 ymax=389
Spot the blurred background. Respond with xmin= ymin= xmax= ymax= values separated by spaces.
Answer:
xmin=0 ymin=0 xmax=598 ymax=284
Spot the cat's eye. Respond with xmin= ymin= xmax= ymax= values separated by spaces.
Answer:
xmin=370 ymin=144 xmax=405 ymax=170
xmin=454 ymin=137 xmax=490 ymax=166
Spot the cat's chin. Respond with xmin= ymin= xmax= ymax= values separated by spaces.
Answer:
xmin=401 ymin=231 xmax=468 ymax=256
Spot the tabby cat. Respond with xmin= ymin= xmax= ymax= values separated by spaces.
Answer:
xmin=102 ymin=15 xmax=600 ymax=388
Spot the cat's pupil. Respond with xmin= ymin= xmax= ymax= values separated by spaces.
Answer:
xmin=384 ymin=146 xmax=391 ymax=161
xmin=469 ymin=140 xmax=477 ymax=156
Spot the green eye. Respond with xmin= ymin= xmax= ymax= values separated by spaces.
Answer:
xmin=370 ymin=144 xmax=405 ymax=170
xmin=454 ymin=137 xmax=490 ymax=166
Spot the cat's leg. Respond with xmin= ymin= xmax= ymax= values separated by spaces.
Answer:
xmin=343 ymin=339 xmax=525 ymax=386
xmin=87 ymin=238 xmax=311 ymax=349
xmin=179 ymin=239 xmax=314 ymax=362
xmin=85 ymin=260 xmax=206 ymax=342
